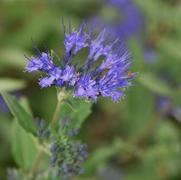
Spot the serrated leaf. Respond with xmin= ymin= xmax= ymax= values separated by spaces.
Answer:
xmin=1 ymin=92 xmax=36 ymax=135
xmin=0 ymin=78 xmax=26 ymax=92
xmin=11 ymin=120 xmax=38 ymax=171
xmin=59 ymin=98 xmax=92 ymax=129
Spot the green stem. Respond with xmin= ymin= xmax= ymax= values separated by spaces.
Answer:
xmin=51 ymin=99 xmax=62 ymax=124
xmin=29 ymin=91 xmax=65 ymax=179
xmin=51 ymin=90 xmax=67 ymax=124
xmin=29 ymin=149 xmax=44 ymax=179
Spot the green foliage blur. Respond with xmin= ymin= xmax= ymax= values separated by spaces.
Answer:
xmin=0 ymin=0 xmax=180 ymax=179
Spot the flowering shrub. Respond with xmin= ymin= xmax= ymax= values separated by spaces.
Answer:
xmin=1 ymin=0 xmax=181 ymax=180
xmin=2 ymin=22 xmax=135 ymax=179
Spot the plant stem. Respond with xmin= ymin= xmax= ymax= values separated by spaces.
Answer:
xmin=29 ymin=92 xmax=64 ymax=179
xmin=30 ymin=149 xmax=44 ymax=179
xmin=51 ymin=90 xmax=67 ymax=124
xmin=51 ymin=99 xmax=62 ymax=124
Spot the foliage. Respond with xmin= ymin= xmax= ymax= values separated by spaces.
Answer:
xmin=0 ymin=0 xmax=180 ymax=179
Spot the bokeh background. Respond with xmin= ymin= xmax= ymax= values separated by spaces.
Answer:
xmin=0 ymin=0 xmax=181 ymax=179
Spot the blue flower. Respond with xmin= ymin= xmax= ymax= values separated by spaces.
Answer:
xmin=89 ymin=0 xmax=144 ymax=41
xmin=26 ymin=52 xmax=54 ymax=72
xmin=61 ymin=65 xmax=77 ymax=85
xmin=39 ymin=76 xmax=55 ymax=88
xmin=88 ymin=29 xmax=107 ymax=60
xmin=35 ymin=118 xmax=50 ymax=137
xmin=74 ymin=74 xmax=98 ymax=100
xmin=26 ymin=23 xmax=135 ymax=102
xmin=26 ymin=57 xmax=43 ymax=72
xmin=64 ymin=24 xmax=89 ymax=61
xmin=49 ymin=118 xmax=88 ymax=179
xmin=7 ymin=168 xmax=20 ymax=180
xmin=108 ymin=0 xmax=144 ymax=39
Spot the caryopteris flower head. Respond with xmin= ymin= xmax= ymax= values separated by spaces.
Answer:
xmin=26 ymin=23 xmax=136 ymax=102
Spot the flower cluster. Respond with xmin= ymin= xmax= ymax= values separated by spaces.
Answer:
xmin=50 ymin=141 xmax=88 ymax=179
xmin=35 ymin=118 xmax=50 ymax=138
xmin=90 ymin=0 xmax=144 ymax=41
xmin=49 ymin=117 xmax=88 ymax=179
xmin=7 ymin=168 xmax=21 ymax=180
xmin=26 ymin=24 xmax=135 ymax=102
xmin=108 ymin=0 xmax=144 ymax=39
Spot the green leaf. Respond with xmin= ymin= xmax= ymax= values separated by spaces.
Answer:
xmin=126 ymin=122 xmax=181 ymax=180
xmin=128 ymin=39 xmax=146 ymax=72
xmin=0 ymin=48 xmax=27 ymax=69
xmin=85 ymin=140 xmax=124 ymax=174
xmin=11 ymin=120 xmax=38 ymax=171
xmin=1 ymin=92 xmax=36 ymax=135
xmin=50 ymin=49 xmax=60 ymax=67
xmin=0 ymin=78 xmax=26 ymax=92
xmin=138 ymin=73 xmax=173 ymax=97
xmin=158 ymin=38 xmax=181 ymax=61
xmin=19 ymin=96 xmax=33 ymax=116
xmin=121 ymin=85 xmax=155 ymax=137
xmin=59 ymin=98 xmax=92 ymax=129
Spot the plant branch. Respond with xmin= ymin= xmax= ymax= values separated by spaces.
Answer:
xmin=29 ymin=90 xmax=66 ymax=179
xmin=29 ymin=149 xmax=44 ymax=179
xmin=51 ymin=99 xmax=62 ymax=124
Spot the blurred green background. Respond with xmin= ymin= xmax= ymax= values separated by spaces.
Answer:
xmin=0 ymin=0 xmax=180 ymax=179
